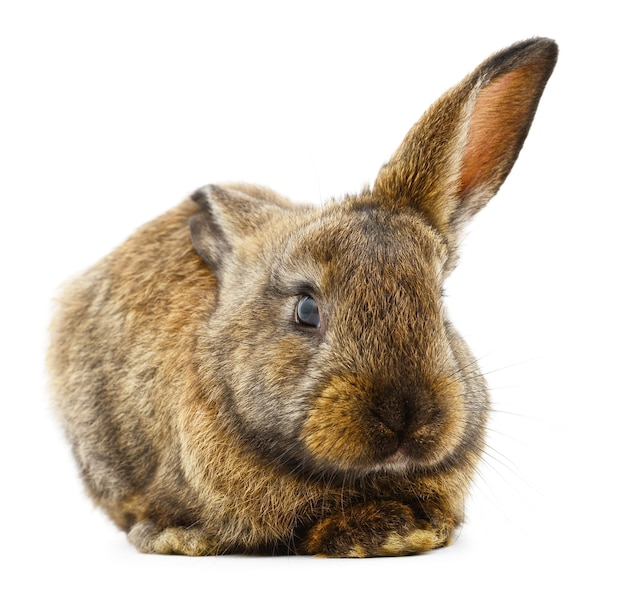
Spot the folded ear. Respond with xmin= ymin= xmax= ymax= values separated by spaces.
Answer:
xmin=373 ymin=38 xmax=558 ymax=239
xmin=189 ymin=184 xmax=294 ymax=278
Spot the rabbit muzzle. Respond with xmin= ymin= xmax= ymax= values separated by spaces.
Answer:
xmin=300 ymin=364 xmax=466 ymax=474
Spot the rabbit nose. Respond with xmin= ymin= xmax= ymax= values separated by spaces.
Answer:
xmin=370 ymin=392 xmax=413 ymax=437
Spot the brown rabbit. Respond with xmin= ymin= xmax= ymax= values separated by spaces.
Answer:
xmin=48 ymin=38 xmax=557 ymax=557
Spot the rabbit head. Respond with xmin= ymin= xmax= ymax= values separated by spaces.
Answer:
xmin=188 ymin=38 xmax=557 ymax=480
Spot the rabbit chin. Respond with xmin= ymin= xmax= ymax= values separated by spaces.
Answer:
xmin=370 ymin=440 xmax=448 ymax=474
xmin=302 ymin=438 xmax=454 ymax=479
xmin=370 ymin=451 xmax=415 ymax=475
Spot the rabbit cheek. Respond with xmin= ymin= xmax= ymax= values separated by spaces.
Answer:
xmin=407 ymin=374 xmax=467 ymax=468
xmin=300 ymin=375 xmax=394 ymax=471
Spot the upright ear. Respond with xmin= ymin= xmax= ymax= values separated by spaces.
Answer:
xmin=373 ymin=38 xmax=558 ymax=238
xmin=189 ymin=184 xmax=294 ymax=278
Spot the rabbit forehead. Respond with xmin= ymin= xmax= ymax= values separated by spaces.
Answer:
xmin=275 ymin=201 xmax=447 ymax=296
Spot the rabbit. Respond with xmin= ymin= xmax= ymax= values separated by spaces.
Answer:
xmin=48 ymin=38 xmax=557 ymax=557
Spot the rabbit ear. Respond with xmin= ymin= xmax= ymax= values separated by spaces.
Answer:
xmin=373 ymin=38 xmax=557 ymax=238
xmin=189 ymin=184 xmax=290 ymax=277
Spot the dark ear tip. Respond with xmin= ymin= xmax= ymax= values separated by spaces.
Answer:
xmin=520 ymin=36 xmax=558 ymax=53
xmin=482 ymin=37 xmax=558 ymax=82
xmin=526 ymin=37 xmax=559 ymax=68
xmin=191 ymin=184 xmax=222 ymax=209
xmin=505 ymin=37 xmax=558 ymax=60
xmin=190 ymin=186 xmax=209 ymax=208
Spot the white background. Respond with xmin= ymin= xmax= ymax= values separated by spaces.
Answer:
xmin=1 ymin=1 xmax=623 ymax=610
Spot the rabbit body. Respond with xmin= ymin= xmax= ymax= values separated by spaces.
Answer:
xmin=48 ymin=39 xmax=557 ymax=557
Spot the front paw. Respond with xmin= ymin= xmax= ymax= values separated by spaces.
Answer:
xmin=300 ymin=501 xmax=450 ymax=558
xmin=128 ymin=521 xmax=218 ymax=556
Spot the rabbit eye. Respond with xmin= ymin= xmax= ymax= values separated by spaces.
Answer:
xmin=295 ymin=295 xmax=320 ymax=329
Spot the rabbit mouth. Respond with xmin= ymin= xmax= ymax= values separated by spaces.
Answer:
xmin=387 ymin=443 xmax=410 ymax=463
xmin=373 ymin=436 xmax=450 ymax=473
xmin=379 ymin=443 xmax=414 ymax=472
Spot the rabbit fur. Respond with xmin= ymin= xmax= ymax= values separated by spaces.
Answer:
xmin=48 ymin=38 xmax=557 ymax=557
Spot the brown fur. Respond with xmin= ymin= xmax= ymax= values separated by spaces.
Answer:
xmin=48 ymin=39 xmax=557 ymax=557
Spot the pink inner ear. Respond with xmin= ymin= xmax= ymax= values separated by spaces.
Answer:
xmin=459 ymin=63 xmax=545 ymax=205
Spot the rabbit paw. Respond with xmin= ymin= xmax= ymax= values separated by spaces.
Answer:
xmin=127 ymin=521 xmax=218 ymax=556
xmin=301 ymin=501 xmax=450 ymax=558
